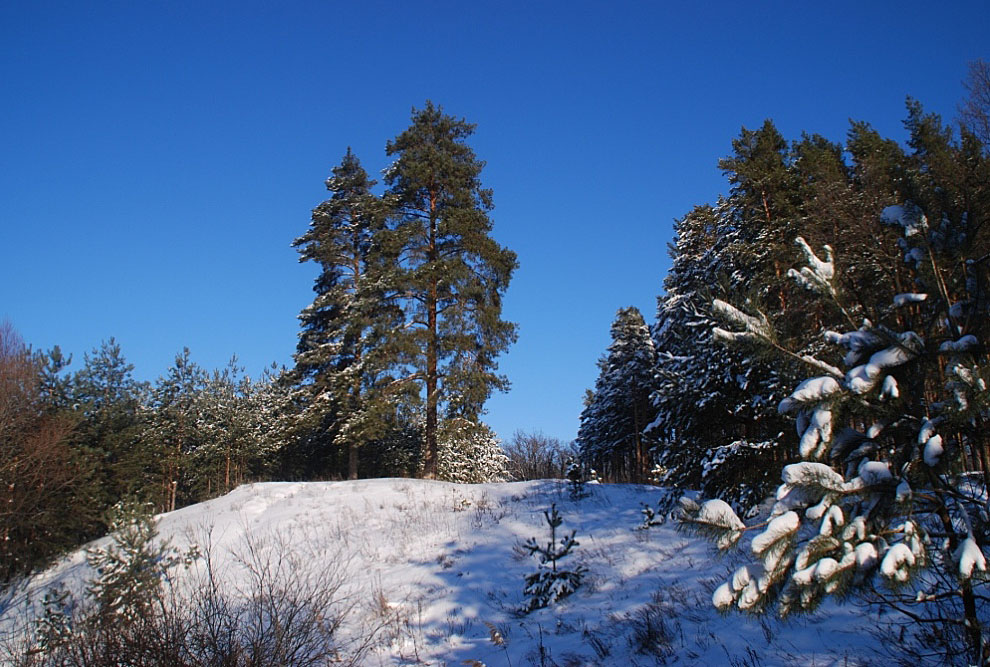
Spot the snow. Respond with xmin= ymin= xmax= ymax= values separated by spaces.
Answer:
xmin=845 ymin=334 xmax=922 ymax=394
xmin=895 ymin=479 xmax=912 ymax=503
xmin=880 ymin=375 xmax=899 ymax=400
xmin=917 ymin=418 xmax=937 ymax=445
xmin=855 ymin=460 xmax=893 ymax=486
xmin=778 ymin=376 xmax=841 ymax=413
xmin=4 ymin=479 xmax=885 ymax=664
xmin=696 ymin=498 xmax=746 ymax=549
xmin=881 ymin=543 xmax=915 ymax=582
xmin=712 ymin=299 xmax=772 ymax=339
xmin=881 ymin=204 xmax=926 ymax=237
xmin=752 ymin=511 xmax=800 ymax=557
xmin=819 ymin=505 xmax=845 ymax=537
xmin=781 ymin=462 xmax=845 ymax=492
xmin=892 ymin=293 xmax=927 ymax=307
xmin=788 ymin=237 xmax=836 ymax=296
xmin=940 ymin=334 xmax=979 ymax=353
xmin=854 ymin=542 xmax=878 ymax=571
xmin=957 ymin=535 xmax=988 ymax=580
xmin=824 ymin=328 xmax=883 ymax=367
xmin=923 ymin=434 xmax=944 ymax=466
xmin=798 ymin=407 xmax=832 ymax=459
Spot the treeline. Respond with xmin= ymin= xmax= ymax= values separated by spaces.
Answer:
xmin=0 ymin=328 xmax=289 ymax=582
xmin=577 ymin=62 xmax=990 ymax=512
xmin=0 ymin=101 xmax=519 ymax=584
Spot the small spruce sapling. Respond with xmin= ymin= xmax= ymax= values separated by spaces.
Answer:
xmin=522 ymin=503 xmax=587 ymax=612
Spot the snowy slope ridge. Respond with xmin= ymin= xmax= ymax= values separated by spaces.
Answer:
xmin=7 ymin=480 xmax=878 ymax=665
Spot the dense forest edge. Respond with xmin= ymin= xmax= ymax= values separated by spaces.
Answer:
xmin=2 ymin=60 xmax=990 ymax=663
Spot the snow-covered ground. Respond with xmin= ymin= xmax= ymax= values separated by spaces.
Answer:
xmin=5 ymin=480 xmax=883 ymax=665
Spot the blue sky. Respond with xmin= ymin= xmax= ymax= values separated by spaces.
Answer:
xmin=2 ymin=1 xmax=987 ymax=443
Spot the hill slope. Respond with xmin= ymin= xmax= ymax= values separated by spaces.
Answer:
xmin=6 ymin=480 xmax=881 ymax=665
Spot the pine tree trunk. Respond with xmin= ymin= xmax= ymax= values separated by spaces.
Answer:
xmin=348 ymin=442 xmax=358 ymax=480
xmin=423 ymin=194 xmax=439 ymax=479
xmin=962 ymin=581 xmax=984 ymax=663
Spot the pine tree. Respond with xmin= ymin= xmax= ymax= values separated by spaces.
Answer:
xmin=576 ymin=306 xmax=657 ymax=482
xmin=650 ymin=201 xmax=793 ymax=511
xmin=291 ymin=149 xmax=403 ymax=479
xmin=71 ymin=339 xmax=151 ymax=511
xmin=383 ymin=102 xmax=518 ymax=478
xmin=146 ymin=349 xmax=207 ymax=513
xmin=684 ymin=201 xmax=990 ymax=662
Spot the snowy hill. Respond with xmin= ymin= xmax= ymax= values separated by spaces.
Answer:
xmin=5 ymin=480 xmax=880 ymax=665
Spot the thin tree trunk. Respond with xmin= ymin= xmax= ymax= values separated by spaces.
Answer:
xmin=348 ymin=443 xmax=358 ymax=480
xmin=424 ymin=193 xmax=439 ymax=479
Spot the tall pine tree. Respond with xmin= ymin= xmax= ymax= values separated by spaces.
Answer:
xmin=291 ymin=149 xmax=404 ymax=479
xmin=383 ymin=102 xmax=517 ymax=478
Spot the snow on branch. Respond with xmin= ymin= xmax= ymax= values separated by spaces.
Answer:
xmin=678 ymin=497 xmax=746 ymax=551
xmin=711 ymin=300 xmax=772 ymax=342
xmin=788 ymin=237 xmax=836 ymax=297
xmin=881 ymin=204 xmax=927 ymax=238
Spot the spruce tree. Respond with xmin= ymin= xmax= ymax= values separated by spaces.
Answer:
xmin=576 ymin=306 xmax=657 ymax=482
xmin=383 ymin=102 xmax=517 ymax=478
xmin=291 ymin=149 xmax=403 ymax=479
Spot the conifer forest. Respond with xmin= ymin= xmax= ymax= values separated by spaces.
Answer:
xmin=4 ymin=58 xmax=990 ymax=664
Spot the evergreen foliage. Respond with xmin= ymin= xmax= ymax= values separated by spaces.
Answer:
xmin=435 ymin=418 xmax=509 ymax=484
xmin=684 ymin=202 xmax=990 ymax=661
xmin=85 ymin=500 xmax=198 ymax=625
xmin=576 ymin=306 xmax=657 ymax=482
xmin=384 ymin=101 xmax=518 ymax=478
xmin=70 ymin=339 xmax=151 ymax=516
xmin=291 ymin=149 xmax=405 ymax=480
xmin=522 ymin=503 xmax=586 ymax=613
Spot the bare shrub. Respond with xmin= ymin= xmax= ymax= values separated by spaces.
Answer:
xmin=8 ymin=520 xmax=369 ymax=666
xmin=0 ymin=322 xmax=81 ymax=582
xmin=503 ymin=430 xmax=572 ymax=481
xmin=960 ymin=59 xmax=990 ymax=146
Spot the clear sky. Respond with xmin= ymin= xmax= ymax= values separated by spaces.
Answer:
xmin=2 ymin=1 xmax=987 ymax=443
